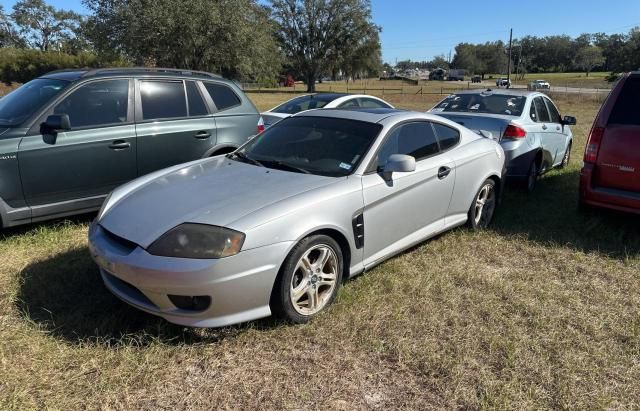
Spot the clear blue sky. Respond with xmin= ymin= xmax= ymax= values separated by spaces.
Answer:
xmin=2 ymin=0 xmax=639 ymax=63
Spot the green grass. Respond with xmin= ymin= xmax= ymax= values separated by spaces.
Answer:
xmin=1 ymin=92 xmax=639 ymax=409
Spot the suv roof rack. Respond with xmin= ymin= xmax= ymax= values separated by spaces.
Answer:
xmin=81 ymin=67 xmax=222 ymax=79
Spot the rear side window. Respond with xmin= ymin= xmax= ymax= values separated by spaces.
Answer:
xmin=532 ymin=97 xmax=550 ymax=123
xmin=186 ymin=81 xmax=208 ymax=117
xmin=203 ymin=83 xmax=241 ymax=111
xmin=358 ymin=98 xmax=391 ymax=109
xmin=140 ymin=80 xmax=187 ymax=120
xmin=433 ymin=123 xmax=460 ymax=150
xmin=376 ymin=122 xmax=440 ymax=168
xmin=338 ymin=99 xmax=360 ymax=108
xmin=609 ymin=77 xmax=640 ymax=125
xmin=544 ymin=98 xmax=562 ymax=123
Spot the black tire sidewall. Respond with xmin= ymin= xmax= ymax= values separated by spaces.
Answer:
xmin=271 ymin=234 xmax=343 ymax=324
xmin=468 ymin=179 xmax=497 ymax=230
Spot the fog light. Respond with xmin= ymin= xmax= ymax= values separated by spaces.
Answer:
xmin=168 ymin=295 xmax=211 ymax=311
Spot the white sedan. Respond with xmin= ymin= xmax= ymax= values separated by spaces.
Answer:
xmin=261 ymin=93 xmax=394 ymax=129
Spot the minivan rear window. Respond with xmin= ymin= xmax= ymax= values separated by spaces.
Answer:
xmin=609 ymin=77 xmax=640 ymax=126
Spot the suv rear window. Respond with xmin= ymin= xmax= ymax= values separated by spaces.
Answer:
xmin=609 ymin=77 xmax=640 ymax=125
xmin=203 ymin=83 xmax=241 ymax=111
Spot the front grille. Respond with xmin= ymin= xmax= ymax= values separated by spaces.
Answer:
xmin=100 ymin=225 xmax=138 ymax=253
xmin=103 ymin=270 xmax=156 ymax=308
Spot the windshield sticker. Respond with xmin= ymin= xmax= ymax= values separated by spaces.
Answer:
xmin=339 ymin=162 xmax=352 ymax=170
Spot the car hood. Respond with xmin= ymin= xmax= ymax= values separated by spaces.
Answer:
xmin=99 ymin=156 xmax=338 ymax=248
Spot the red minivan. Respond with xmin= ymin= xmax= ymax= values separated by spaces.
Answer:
xmin=580 ymin=72 xmax=640 ymax=214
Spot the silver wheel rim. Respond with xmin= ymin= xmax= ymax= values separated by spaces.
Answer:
xmin=474 ymin=183 xmax=496 ymax=227
xmin=290 ymin=244 xmax=338 ymax=316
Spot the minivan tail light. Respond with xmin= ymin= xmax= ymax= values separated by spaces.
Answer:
xmin=257 ymin=117 xmax=265 ymax=134
xmin=502 ymin=124 xmax=527 ymax=139
xmin=584 ymin=126 xmax=604 ymax=164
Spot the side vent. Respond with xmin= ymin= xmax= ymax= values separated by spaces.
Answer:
xmin=352 ymin=214 xmax=364 ymax=249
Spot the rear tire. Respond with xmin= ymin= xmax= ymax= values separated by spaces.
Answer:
xmin=467 ymin=179 xmax=498 ymax=230
xmin=525 ymin=160 xmax=539 ymax=193
xmin=271 ymin=235 xmax=343 ymax=324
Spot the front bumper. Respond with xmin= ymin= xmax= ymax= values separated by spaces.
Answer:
xmin=88 ymin=223 xmax=293 ymax=327
xmin=580 ymin=164 xmax=640 ymax=215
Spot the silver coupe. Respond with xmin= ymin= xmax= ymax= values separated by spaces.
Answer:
xmin=89 ymin=108 xmax=506 ymax=327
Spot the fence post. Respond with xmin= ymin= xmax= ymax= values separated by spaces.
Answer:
xmin=382 ymin=87 xmax=385 ymax=96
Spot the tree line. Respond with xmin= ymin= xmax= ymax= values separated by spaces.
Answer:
xmin=390 ymin=29 xmax=640 ymax=80
xmin=0 ymin=0 xmax=382 ymax=92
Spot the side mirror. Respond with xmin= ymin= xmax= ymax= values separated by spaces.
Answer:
xmin=382 ymin=154 xmax=416 ymax=180
xmin=43 ymin=114 xmax=71 ymax=132
xmin=562 ymin=116 xmax=577 ymax=126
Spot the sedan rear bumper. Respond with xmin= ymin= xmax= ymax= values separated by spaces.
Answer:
xmin=89 ymin=222 xmax=293 ymax=327
xmin=580 ymin=164 xmax=640 ymax=215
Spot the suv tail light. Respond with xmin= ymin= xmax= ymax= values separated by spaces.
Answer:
xmin=257 ymin=117 xmax=265 ymax=134
xmin=502 ymin=124 xmax=526 ymax=139
xmin=584 ymin=126 xmax=604 ymax=164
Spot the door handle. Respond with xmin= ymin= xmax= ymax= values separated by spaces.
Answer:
xmin=194 ymin=131 xmax=211 ymax=139
xmin=109 ymin=140 xmax=131 ymax=150
xmin=437 ymin=166 xmax=451 ymax=179
xmin=542 ymin=124 xmax=548 ymax=130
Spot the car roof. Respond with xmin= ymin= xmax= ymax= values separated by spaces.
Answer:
xmin=450 ymin=88 xmax=537 ymax=97
xmin=295 ymin=107 xmax=408 ymax=123
xmin=40 ymin=67 xmax=225 ymax=82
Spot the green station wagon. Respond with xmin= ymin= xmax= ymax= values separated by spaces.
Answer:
xmin=0 ymin=68 xmax=262 ymax=228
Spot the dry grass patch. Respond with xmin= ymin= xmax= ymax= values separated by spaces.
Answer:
xmin=1 ymin=94 xmax=639 ymax=409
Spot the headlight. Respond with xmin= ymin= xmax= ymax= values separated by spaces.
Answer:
xmin=147 ymin=224 xmax=245 ymax=259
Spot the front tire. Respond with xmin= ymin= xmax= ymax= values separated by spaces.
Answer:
xmin=271 ymin=235 xmax=343 ymax=324
xmin=558 ymin=142 xmax=571 ymax=169
xmin=467 ymin=179 xmax=498 ymax=230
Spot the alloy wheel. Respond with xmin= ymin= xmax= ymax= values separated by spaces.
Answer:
xmin=474 ymin=183 xmax=496 ymax=227
xmin=289 ymin=244 xmax=338 ymax=316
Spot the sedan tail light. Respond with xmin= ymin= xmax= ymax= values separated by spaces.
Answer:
xmin=257 ymin=117 xmax=265 ymax=134
xmin=502 ymin=124 xmax=527 ymax=139
xmin=584 ymin=126 xmax=604 ymax=164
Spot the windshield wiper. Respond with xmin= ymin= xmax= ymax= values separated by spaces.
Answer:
xmin=227 ymin=151 xmax=264 ymax=167
xmin=259 ymin=159 xmax=311 ymax=174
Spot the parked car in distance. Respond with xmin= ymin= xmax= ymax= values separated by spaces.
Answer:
xmin=429 ymin=89 xmax=576 ymax=191
xmin=89 ymin=108 xmax=505 ymax=327
xmin=580 ymin=71 xmax=640 ymax=214
xmin=260 ymin=93 xmax=394 ymax=129
xmin=528 ymin=79 xmax=551 ymax=90
xmin=496 ymin=77 xmax=511 ymax=87
xmin=471 ymin=75 xmax=482 ymax=83
xmin=0 ymin=67 xmax=261 ymax=228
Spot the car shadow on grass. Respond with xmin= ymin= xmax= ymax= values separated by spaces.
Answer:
xmin=493 ymin=168 xmax=640 ymax=258
xmin=14 ymin=246 xmax=282 ymax=346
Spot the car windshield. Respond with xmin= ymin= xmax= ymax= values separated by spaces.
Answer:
xmin=233 ymin=116 xmax=382 ymax=177
xmin=271 ymin=94 xmax=343 ymax=114
xmin=432 ymin=93 xmax=526 ymax=116
xmin=0 ymin=78 xmax=69 ymax=126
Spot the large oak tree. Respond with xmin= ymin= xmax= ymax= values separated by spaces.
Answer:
xmin=271 ymin=0 xmax=380 ymax=92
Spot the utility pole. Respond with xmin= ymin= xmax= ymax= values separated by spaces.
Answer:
xmin=506 ymin=28 xmax=513 ymax=88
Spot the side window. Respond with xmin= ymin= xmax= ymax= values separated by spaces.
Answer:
xmin=529 ymin=101 xmax=537 ymax=122
xmin=186 ymin=81 xmax=208 ymax=117
xmin=53 ymin=79 xmax=129 ymax=129
xmin=376 ymin=122 xmax=440 ymax=169
xmin=432 ymin=123 xmax=460 ymax=150
xmin=544 ymin=98 xmax=561 ymax=123
xmin=358 ymin=98 xmax=389 ymax=109
xmin=140 ymin=80 xmax=187 ymax=120
xmin=338 ymin=99 xmax=360 ymax=108
xmin=203 ymin=82 xmax=241 ymax=111
xmin=533 ymin=97 xmax=550 ymax=123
